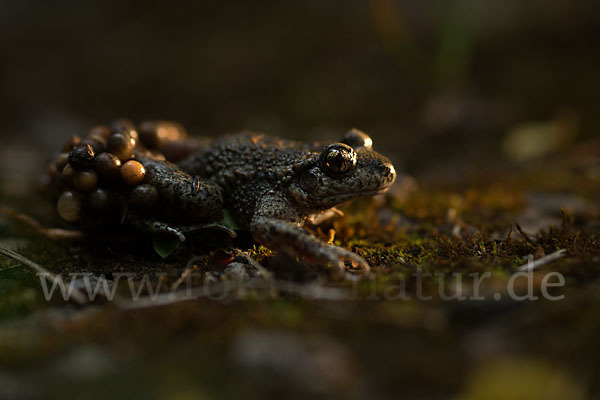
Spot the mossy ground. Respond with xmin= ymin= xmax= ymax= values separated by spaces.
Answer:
xmin=1 ymin=155 xmax=600 ymax=400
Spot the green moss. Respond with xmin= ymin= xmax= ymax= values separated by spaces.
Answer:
xmin=2 ymin=152 xmax=600 ymax=398
xmin=0 ymin=266 xmax=46 ymax=321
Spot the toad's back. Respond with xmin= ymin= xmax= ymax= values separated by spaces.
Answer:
xmin=179 ymin=132 xmax=324 ymax=224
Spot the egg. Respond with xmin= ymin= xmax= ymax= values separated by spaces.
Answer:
xmin=57 ymin=191 xmax=83 ymax=222
xmin=88 ymin=125 xmax=111 ymax=140
xmin=106 ymin=131 xmax=136 ymax=161
xmin=111 ymin=118 xmax=138 ymax=140
xmin=55 ymin=153 xmax=69 ymax=171
xmin=62 ymin=163 xmax=75 ymax=181
xmin=87 ymin=188 xmax=112 ymax=214
xmin=138 ymin=121 xmax=161 ymax=149
xmin=139 ymin=121 xmax=187 ymax=150
xmin=73 ymin=170 xmax=98 ymax=192
xmin=121 ymin=160 xmax=146 ymax=186
xmin=62 ymin=135 xmax=82 ymax=152
xmin=94 ymin=152 xmax=122 ymax=183
xmin=129 ymin=184 xmax=159 ymax=212
xmin=68 ymin=144 xmax=95 ymax=170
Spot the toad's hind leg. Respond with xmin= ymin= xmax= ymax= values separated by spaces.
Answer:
xmin=127 ymin=218 xmax=187 ymax=242
xmin=180 ymin=222 xmax=237 ymax=238
xmin=139 ymin=156 xmax=224 ymax=222
xmin=126 ymin=217 xmax=236 ymax=242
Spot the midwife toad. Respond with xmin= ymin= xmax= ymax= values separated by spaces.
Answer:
xmin=50 ymin=124 xmax=396 ymax=271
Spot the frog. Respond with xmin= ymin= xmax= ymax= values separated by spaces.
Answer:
xmin=52 ymin=125 xmax=396 ymax=272
xmin=174 ymin=128 xmax=396 ymax=272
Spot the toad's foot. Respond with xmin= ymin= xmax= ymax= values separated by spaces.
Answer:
xmin=318 ymin=244 xmax=370 ymax=273
xmin=251 ymin=214 xmax=370 ymax=274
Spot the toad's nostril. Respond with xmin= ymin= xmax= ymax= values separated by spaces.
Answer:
xmin=376 ymin=161 xmax=395 ymax=176
xmin=383 ymin=164 xmax=396 ymax=183
xmin=387 ymin=164 xmax=396 ymax=178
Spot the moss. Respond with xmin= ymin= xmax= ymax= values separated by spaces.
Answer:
xmin=0 ymin=267 xmax=42 ymax=320
xmin=2 ymin=148 xmax=600 ymax=398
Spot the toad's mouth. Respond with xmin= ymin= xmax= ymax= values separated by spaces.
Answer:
xmin=355 ymin=187 xmax=392 ymax=197
xmin=326 ymin=186 xmax=391 ymax=202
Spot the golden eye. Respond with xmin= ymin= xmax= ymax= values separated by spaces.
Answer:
xmin=320 ymin=143 xmax=357 ymax=174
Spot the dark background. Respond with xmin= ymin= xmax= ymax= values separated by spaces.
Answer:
xmin=1 ymin=2 xmax=600 ymax=399
xmin=1 ymin=0 xmax=599 ymax=177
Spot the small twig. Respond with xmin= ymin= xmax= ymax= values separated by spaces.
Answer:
xmin=517 ymin=249 xmax=567 ymax=272
xmin=0 ymin=264 xmax=20 ymax=272
xmin=0 ymin=246 xmax=88 ymax=305
xmin=271 ymin=280 xmax=349 ymax=300
xmin=504 ymin=224 xmax=514 ymax=242
xmin=235 ymin=250 xmax=273 ymax=279
xmin=118 ymin=280 xmax=243 ymax=309
xmin=119 ymin=278 xmax=350 ymax=310
xmin=560 ymin=208 xmax=568 ymax=233
xmin=515 ymin=222 xmax=534 ymax=244
xmin=1 ymin=206 xmax=135 ymax=242
xmin=1 ymin=206 xmax=85 ymax=239
xmin=171 ymin=265 xmax=199 ymax=291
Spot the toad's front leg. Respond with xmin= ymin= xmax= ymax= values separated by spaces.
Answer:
xmin=250 ymin=193 xmax=369 ymax=272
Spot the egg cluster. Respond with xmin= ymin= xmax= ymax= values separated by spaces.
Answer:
xmin=48 ymin=119 xmax=186 ymax=225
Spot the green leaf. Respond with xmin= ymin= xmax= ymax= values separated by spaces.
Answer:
xmin=220 ymin=209 xmax=240 ymax=231
xmin=152 ymin=235 xmax=181 ymax=259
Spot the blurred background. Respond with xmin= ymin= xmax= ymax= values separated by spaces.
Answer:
xmin=2 ymin=2 xmax=600 ymax=399
xmin=1 ymin=0 xmax=599 ymax=180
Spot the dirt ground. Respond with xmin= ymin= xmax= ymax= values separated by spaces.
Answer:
xmin=1 ymin=1 xmax=600 ymax=399
xmin=1 ymin=138 xmax=600 ymax=399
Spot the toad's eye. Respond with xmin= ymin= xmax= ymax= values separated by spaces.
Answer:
xmin=320 ymin=143 xmax=357 ymax=175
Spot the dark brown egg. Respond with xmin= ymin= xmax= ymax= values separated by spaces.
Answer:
xmin=138 ymin=121 xmax=187 ymax=150
xmin=87 ymin=188 xmax=112 ymax=214
xmin=93 ymin=153 xmax=122 ymax=183
xmin=68 ymin=144 xmax=95 ymax=170
xmin=62 ymin=163 xmax=75 ymax=181
xmin=88 ymin=125 xmax=111 ymax=140
xmin=73 ymin=170 xmax=98 ymax=192
xmin=62 ymin=135 xmax=82 ymax=152
xmin=81 ymin=136 xmax=106 ymax=154
xmin=106 ymin=131 xmax=136 ymax=161
xmin=121 ymin=160 xmax=145 ymax=186
xmin=47 ymin=164 xmax=58 ymax=180
xmin=138 ymin=121 xmax=161 ymax=149
xmin=57 ymin=191 xmax=83 ymax=222
xmin=129 ymin=184 xmax=159 ymax=212
xmin=55 ymin=153 xmax=70 ymax=171
xmin=111 ymin=118 xmax=138 ymax=140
